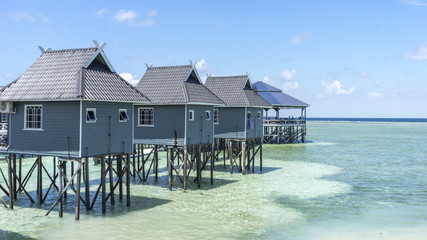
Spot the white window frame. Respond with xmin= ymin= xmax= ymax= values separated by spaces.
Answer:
xmin=86 ymin=108 xmax=97 ymax=123
xmin=119 ymin=109 xmax=129 ymax=122
xmin=214 ymin=109 xmax=219 ymax=124
xmin=189 ymin=110 xmax=194 ymax=121
xmin=138 ymin=107 xmax=154 ymax=126
xmin=24 ymin=105 xmax=43 ymax=130
xmin=205 ymin=110 xmax=211 ymax=120
xmin=257 ymin=111 xmax=261 ymax=119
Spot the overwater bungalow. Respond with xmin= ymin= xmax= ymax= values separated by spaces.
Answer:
xmin=252 ymin=81 xmax=310 ymax=143
xmin=0 ymin=41 xmax=149 ymax=219
xmin=133 ymin=64 xmax=223 ymax=189
xmin=204 ymin=75 xmax=271 ymax=174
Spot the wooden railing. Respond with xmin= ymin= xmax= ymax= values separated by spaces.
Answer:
xmin=263 ymin=118 xmax=306 ymax=125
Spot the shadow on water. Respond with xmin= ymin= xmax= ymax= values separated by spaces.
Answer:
xmin=7 ymin=189 xmax=171 ymax=217
xmin=0 ymin=230 xmax=36 ymax=240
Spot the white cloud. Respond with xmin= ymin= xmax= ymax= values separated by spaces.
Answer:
xmin=280 ymin=69 xmax=296 ymax=80
xmin=282 ymin=81 xmax=300 ymax=90
xmin=401 ymin=0 xmax=427 ymax=7
xmin=114 ymin=9 xmax=137 ymax=22
xmin=94 ymin=8 xmax=108 ymax=18
xmin=322 ymin=80 xmax=356 ymax=95
xmin=409 ymin=93 xmax=416 ymax=97
xmin=316 ymin=94 xmax=324 ymax=98
xmin=261 ymin=76 xmax=274 ymax=84
xmin=291 ymin=32 xmax=311 ymax=43
xmin=195 ymin=59 xmax=207 ymax=71
xmin=367 ymin=92 xmax=385 ymax=98
xmin=38 ymin=14 xmax=48 ymax=22
xmin=113 ymin=9 xmax=158 ymax=27
xmin=6 ymin=11 xmax=36 ymax=22
xmin=358 ymin=71 xmax=368 ymax=78
xmin=119 ymin=72 xmax=140 ymax=85
xmin=405 ymin=45 xmax=427 ymax=60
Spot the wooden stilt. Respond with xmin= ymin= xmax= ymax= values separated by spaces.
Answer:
xmin=197 ymin=145 xmax=201 ymax=188
xmin=210 ymin=143 xmax=214 ymax=185
xmin=252 ymin=140 xmax=255 ymax=173
xmin=7 ymin=154 xmax=13 ymax=209
xmin=38 ymin=156 xmax=43 ymax=202
xmin=132 ymin=145 xmax=136 ymax=177
xmin=71 ymin=161 xmax=74 ymax=188
xmin=223 ymin=139 xmax=225 ymax=168
xmin=142 ymin=145 xmax=146 ymax=181
xmin=167 ymin=148 xmax=172 ymax=190
xmin=63 ymin=160 xmax=67 ymax=200
xmin=242 ymin=141 xmax=246 ymax=175
xmin=108 ymin=155 xmax=115 ymax=205
xmin=126 ymin=154 xmax=130 ymax=207
xmin=183 ymin=147 xmax=187 ymax=190
xmin=118 ymin=155 xmax=123 ymax=200
xmin=85 ymin=157 xmax=90 ymax=210
xmin=58 ymin=161 xmax=63 ymax=217
xmin=229 ymin=141 xmax=233 ymax=174
xmin=101 ymin=156 xmax=106 ymax=214
xmin=137 ymin=144 xmax=140 ymax=177
xmin=18 ymin=155 xmax=22 ymax=193
xmin=154 ymin=145 xmax=158 ymax=180
xmin=75 ymin=160 xmax=81 ymax=220
xmin=260 ymin=140 xmax=263 ymax=172
xmin=12 ymin=154 xmax=16 ymax=200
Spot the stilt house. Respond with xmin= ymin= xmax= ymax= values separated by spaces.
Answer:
xmin=0 ymin=42 xmax=149 ymax=158
xmin=133 ymin=64 xmax=223 ymax=147
xmin=204 ymin=75 xmax=271 ymax=140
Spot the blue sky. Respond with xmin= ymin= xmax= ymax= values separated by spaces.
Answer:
xmin=1 ymin=0 xmax=426 ymax=118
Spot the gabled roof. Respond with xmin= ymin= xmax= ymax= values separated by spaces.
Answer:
xmin=204 ymin=75 xmax=271 ymax=108
xmin=136 ymin=65 xmax=223 ymax=105
xmin=0 ymin=43 xmax=148 ymax=103
xmin=252 ymin=81 xmax=309 ymax=108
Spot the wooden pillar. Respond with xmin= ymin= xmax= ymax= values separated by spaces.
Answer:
xmin=38 ymin=156 xmax=43 ymax=202
xmin=7 ymin=154 xmax=13 ymax=209
xmin=75 ymin=160 xmax=82 ymax=220
xmin=58 ymin=160 xmax=63 ymax=217
xmin=197 ymin=145 xmax=201 ymax=188
xmin=154 ymin=145 xmax=159 ymax=180
xmin=229 ymin=141 xmax=233 ymax=174
xmin=142 ymin=145 xmax=146 ymax=181
xmin=84 ymin=157 xmax=90 ymax=210
xmin=223 ymin=139 xmax=225 ymax=168
xmin=132 ymin=145 xmax=136 ymax=178
xmin=167 ymin=147 xmax=172 ymax=190
xmin=260 ymin=140 xmax=263 ymax=172
xmin=108 ymin=155 xmax=115 ymax=205
xmin=183 ymin=147 xmax=188 ymax=190
xmin=252 ymin=140 xmax=255 ymax=173
xmin=63 ymin=160 xmax=67 ymax=200
xmin=137 ymin=144 xmax=140 ymax=175
xmin=126 ymin=154 xmax=130 ymax=207
xmin=117 ymin=155 xmax=123 ymax=200
xmin=71 ymin=161 xmax=74 ymax=188
xmin=101 ymin=156 xmax=106 ymax=214
xmin=12 ymin=154 xmax=16 ymax=200
xmin=242 ymin=141 xmax=246 ymax=175
xmin=210 ymin=143 xmax=214 ymax=185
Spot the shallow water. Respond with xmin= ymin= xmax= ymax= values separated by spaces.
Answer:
xmin=0 ymin=121 xmax=426 ymax=239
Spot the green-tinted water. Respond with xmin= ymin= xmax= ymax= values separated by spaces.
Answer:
xmin=1 ymin=121 xmax=426 ymax=239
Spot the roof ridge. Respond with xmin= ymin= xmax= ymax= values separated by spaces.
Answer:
xmin=43 ymin=47 xmax=97 ymax=53
xmin=148 ymin=64 xmax=192 ymax=69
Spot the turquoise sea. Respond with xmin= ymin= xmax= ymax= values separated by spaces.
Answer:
xmin=1 ymin=120 xmax=426 ymax=239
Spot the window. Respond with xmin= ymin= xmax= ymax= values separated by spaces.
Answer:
xmin=0 ymin=113 xmax=8 ymax=123
xmin=119 ymin=109 xmax=129 ymax=122
xmin=138 ymin=108 xmax=154 ymax=126
xmin=247 ymin=111 xmax=252 ymax=119
xmin=205 ymin=110 xmax=211 ymax=120
xmin=214 ymin=109 xmax=219 ymax=124
xmin=257 ymin=111 xmax=261 ymax=119
xmin=86 ymin=108 xmax=97 ymax=123
xmin=25 ymin=105 xmax=42 ymax=129
xmin=189 ymin=110 xmax=194 ymax=121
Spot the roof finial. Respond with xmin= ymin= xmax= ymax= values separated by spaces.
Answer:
xmin=246 ymin=72 xmax=251 ymax=76
xmin=37 ymin=46 xmax=51 ymax=53
xmin=189 ymin=60 xmax=197 ymax=67
xmin=92 ymin=40 xmax=107 ymax=50
xmin=145 ymin=63 xmax=153 ymax=69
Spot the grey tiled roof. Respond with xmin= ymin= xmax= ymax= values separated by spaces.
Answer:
xmin=0 ymin=47 xmax=148 ymax=102
xmin=252 ymin=81 xmax=309 ymax=107
xmin=205 ymin=75 xmax=271 ymax=108
xmin=136 ymin=65 xmax=223 ymax=105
